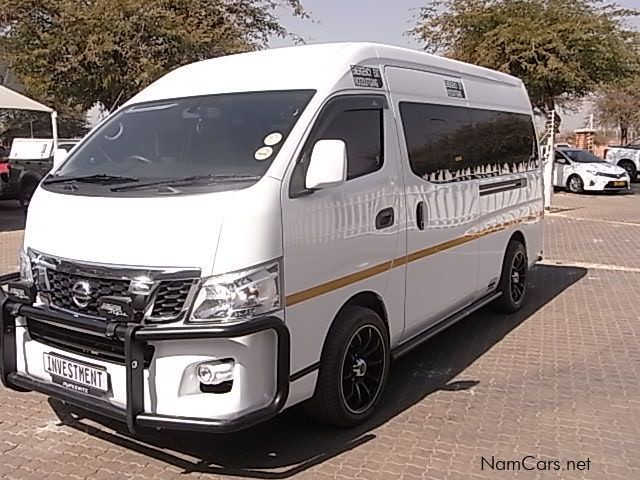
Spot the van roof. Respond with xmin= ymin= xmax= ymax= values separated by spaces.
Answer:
xmin=127 ymin=42 xmax=523 ymax=105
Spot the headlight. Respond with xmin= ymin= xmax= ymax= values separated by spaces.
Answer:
xmin=19 ymin=249 xmax=33 ymax=282
xmin=189 ymin=260 xmax=281 ymax=323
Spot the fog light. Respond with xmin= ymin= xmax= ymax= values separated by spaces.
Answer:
xmin=196 ymin=360 xmax=235 ymax=385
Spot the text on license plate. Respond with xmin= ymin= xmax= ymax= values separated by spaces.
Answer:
xmin=43 ymin=352 xmax=109 ymax=394
xmin=613 ymin=181 xmax=626 ymax=187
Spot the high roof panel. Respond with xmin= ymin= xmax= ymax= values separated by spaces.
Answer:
xmin=126 ymin=42 xmax=522 ymax=105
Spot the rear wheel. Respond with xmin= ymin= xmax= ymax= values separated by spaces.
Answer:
xmin=492 ymin=240 xmax=528 ymax=313
xmin=618 ymin=161 xmax=637 ymax=183
xmin=305 ymin=305 xmax=389 ymax=427
xmin=567 ymin=175 xmax=584 ymax=193
xmin=19 ymin=177 xmax=39 ymax=213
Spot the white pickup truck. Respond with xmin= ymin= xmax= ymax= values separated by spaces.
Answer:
xmin=604 ymin=141 xmax=640 ymax=181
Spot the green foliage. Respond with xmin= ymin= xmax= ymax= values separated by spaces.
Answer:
xmin=0 ymin=0 xmax=306 ymax=111
xmin=411 ymin=0 xmax=640 ymax=112
xmin=594 ymin=78 xmax=640 ymax=143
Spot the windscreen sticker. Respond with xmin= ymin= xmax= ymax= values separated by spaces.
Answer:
xmin=263 ymin=132 xmax=283 ymax=146
xmin=445 ymin=79 xmax=466 ymax=99
xmin=254 ymin=146 xmax=274 ymax=161
xmin=351 ymin=65 xmax=384 ymax=89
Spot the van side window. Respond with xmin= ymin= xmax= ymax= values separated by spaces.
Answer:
xmin=321 ymin=109 xmax=383 ymax=180
xmin=467 ymin=109 xmax=538 ymax=169
xmin=400 ymin=103 xmax=471 ymax=180
xmin=399 ymin=102 xmax=538 ymax=182
xmin=290 ymin=95 xmax=387 ymax=196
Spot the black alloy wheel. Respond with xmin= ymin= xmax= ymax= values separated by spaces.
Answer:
xmin=341 ymin=324 xmax=386 ymax=414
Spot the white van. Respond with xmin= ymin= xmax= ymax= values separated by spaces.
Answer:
xmin=0 ymin=43 xmax=543 ymax=433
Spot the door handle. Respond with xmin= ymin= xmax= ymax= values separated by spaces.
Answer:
xmin=375 ymin=207 xmax=395 ymax=230
xmin=416 ymin=201 xmax=425 ymax=230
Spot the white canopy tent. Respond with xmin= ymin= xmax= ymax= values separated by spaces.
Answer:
xmin=0 ymin=85 xmax=58 ymax=149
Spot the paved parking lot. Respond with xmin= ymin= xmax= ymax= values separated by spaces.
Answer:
xmin=0 ymin=186 xmax=638 ymax=480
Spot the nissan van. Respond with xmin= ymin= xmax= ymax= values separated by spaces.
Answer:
xmin=0 ymin=43 xmax=543 ymax=433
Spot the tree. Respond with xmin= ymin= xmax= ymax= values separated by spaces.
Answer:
xmin=411 ymin=0 xmax=640 ymax=115
xmin=0 ymin=0 xmax=306 ymax=112
xmin=594 ymin=79 xmax=640 ymax=144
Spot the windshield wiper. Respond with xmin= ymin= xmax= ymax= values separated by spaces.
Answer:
xmin=44 ymin=174 xmax=140 ymax=185
xmin=111 ymin=174 xmax=261 ymax=192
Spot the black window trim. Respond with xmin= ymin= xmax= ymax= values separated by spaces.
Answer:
xmin=288 ymin=93 xmax=389 ymax=198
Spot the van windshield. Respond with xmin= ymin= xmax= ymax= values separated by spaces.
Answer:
xmin=51 ymin=90 xmax=315 ymax=194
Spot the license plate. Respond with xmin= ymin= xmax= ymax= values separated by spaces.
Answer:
xmin=613 ymin=181 xmax=626 ymax=187
xmin=43 ymin=352 xmax=110 ymax=395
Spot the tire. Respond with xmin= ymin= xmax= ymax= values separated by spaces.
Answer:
xmin=618 ymin=161 xmax=637 ymax=183
xmin=305 ymin=305 xmax=390 ymax=427
xmin=567 ymin=175 xmax=584 ymax=193
xmin=491 ymin=240 xmax=528 ymax=313
xmin=18 ymin=178 xmax=39 ymax=213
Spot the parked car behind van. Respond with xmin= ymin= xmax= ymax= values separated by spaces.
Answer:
xmin=0 ymin=43 xmax=543 ymax=433
xmin=604 ymin=141 xmax=640 ymax=182
xmin=554 ymin=148 xmax=630 ymax=193
xmin=7 ymin=138 xmax=79 ymax=211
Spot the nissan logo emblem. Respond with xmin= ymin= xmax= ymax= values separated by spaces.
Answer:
xmin=71 ymin=280 xmax=92 ymax=308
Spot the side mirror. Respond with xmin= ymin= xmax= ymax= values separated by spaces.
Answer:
xmin=52 ymin=148 xmax=69 ymax=169
xmin=305 ymin=139 xmax=347 ymax=190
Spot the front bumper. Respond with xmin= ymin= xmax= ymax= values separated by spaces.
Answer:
xmin=582 ymin=175 xmax=630 ymax=191
xmin=0 ymin=273 xmax=290 ymax=434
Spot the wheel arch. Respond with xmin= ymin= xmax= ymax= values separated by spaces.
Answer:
xmin=566 ymin=173 xmax=583 ymax=190
xmin=497 ymin=230 xmax=528 ymax=281
xmin=337 ymin=291 xmax=389 ymax=331
xmin=319 ymin=291 xmax=391 ymax=360
xmin=509 ymin=230 xmax=526 ymax=251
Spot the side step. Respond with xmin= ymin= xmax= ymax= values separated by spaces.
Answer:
xmin=391 ymin=291 xmax=501 ymax=359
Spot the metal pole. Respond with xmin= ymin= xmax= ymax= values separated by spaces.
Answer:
xmin=51 ymin=111 xmax=58 ymax=150
xmin=542 ymin=110 xmax=556 ymax=210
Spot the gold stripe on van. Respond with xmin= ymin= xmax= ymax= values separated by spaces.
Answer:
xmin=285 ymin=213 xmax=542 ymax=307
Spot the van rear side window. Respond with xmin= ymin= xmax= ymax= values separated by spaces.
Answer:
xmin=399 ymin=102 xmax=538 ymax=182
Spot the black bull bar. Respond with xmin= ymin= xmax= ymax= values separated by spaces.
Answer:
xmin=0 ymin=272 xmax=291 ymax=434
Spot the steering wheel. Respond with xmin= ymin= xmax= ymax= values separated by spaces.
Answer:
xmin=126 ymin=155 xmax=153 ymax=165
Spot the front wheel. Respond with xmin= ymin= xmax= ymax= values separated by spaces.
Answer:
xmin=567 ymin=175 xmax=584 ymax=193
xmin=492 ymin=240 xmax=528 ymax=313
xmin=305 ymin=305 xmax=390 ymax=427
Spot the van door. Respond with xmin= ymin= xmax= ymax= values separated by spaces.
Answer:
xmin=385 ymin=66 xmax=480 ymax=337
xmin=282 ymin=94 xmax=406 ymax=380
xmin=395 ymin=102 xmax=480 ymax=336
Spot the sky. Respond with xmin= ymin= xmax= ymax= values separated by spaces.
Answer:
xmin=271 ymin=0 xmax=640 ymax=132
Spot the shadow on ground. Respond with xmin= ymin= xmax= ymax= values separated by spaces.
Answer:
xmin=50 ymin=264 xmax=586 ymax=479
xmin=0 ymin=200 xmax=25 ymax=233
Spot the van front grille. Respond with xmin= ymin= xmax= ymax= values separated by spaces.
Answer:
xmin=151 ymin=280 xmax=196 ymax=318
xmin=46 ymin=270 xmax=130 ymax=317
xmin=30 ymin=251 xmax=201 ymax=322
